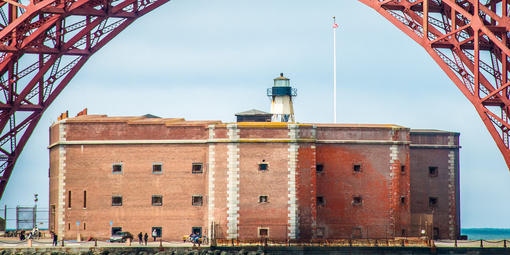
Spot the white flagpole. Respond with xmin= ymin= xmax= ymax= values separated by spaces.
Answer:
xmin=333 ymin=16 xmax=337 ymax=124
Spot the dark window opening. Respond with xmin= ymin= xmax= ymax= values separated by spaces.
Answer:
xmin=152 ymin=195 xmax=163 ymax=206
xmin=259 ymin=163 xmax=268 ymax=171
xmin=152 ymin=227 xmax=162 ymax=238
xmin=112 ymin=196 xmax=123 ymax=206
xmin=316 ymin=164 xmax=324 ymax=173
xmin=429 ymin=197 xmax=438 ymax=208
xmin=192 ymin=163 xmax=203 ymax=174
xmin=84 ymin=223 xmax=86 ymax=230
xmin=316 ymin=196 xmax=325 ymax=206
xmin=68 ymin=191 xmax=71 ymax=208
xmin=400 ymin=196 xmax=406 ymax=204
xmin=152 ymin=164 xmax=162 ymax=174
xmin=429 ymin=166 xmax=438 ymax=177
xmin=83 ymin=190 xmax=87 ymax=208
xmin=401 ymin=165 xmax=406 ymax=174
xmin=352 ymin=227 xmax=362 ymax=238
xmin=112 ymin=163 xmax=122 ymax=174
xmin=192 ymin=195 xmax=203 ymax=206
xmin=353 ymin=164 xmax=361 ymax=172
xmin=259 ymin=228 xmax=269 ymax=237
xmin=192 ymin=227 xmax=202 ymax=236
xmin=259 ymin=195 xmax=268 ymax=203
xmin=68 ymin=223 xmax=70 ymax=230
xmin=352 ymin=196 xmax=363 ymax=206
xmin=433 ymin=227 xmax=440 ymax=240
xmin=111 ymin=227 xmax=122 ymax=235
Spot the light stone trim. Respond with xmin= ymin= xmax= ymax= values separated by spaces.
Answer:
xmin=447 ymin=134 xmax=456 ymax=239
xmin=388 ymin=145 xmax=399 ymax=235
xmin=48 ymin=139 xmax=410 ymax=148
xmin=287 ymin=124 xmax=299 ymax=239
xmin=57 ymin=121 xmax=67 ymax=239
xmin=226 ymin=124 xmax=240 ymax=239
xmin=207 ymin=125 xmax=216 ymax=237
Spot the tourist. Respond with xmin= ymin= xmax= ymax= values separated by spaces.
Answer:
xmin=52 ymin=232 xmax=58 ymax=246
xmin=138 ymin=232 xmax=143 ymax=245
xmin=144 ymin=232 xmax=148 ymax=245
xmin=152 ymin=229 xmax=157 ymax=241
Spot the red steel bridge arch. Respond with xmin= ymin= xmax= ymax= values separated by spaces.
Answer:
xmin=0 ymin=0 xmax=509 ymax=199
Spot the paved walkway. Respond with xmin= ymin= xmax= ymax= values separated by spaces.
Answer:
xmin=0 ymin=238 xmax=205 ymax=248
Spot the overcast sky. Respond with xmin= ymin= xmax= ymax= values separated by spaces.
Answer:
xmin=1 ymin=0 xmax=509 ymax=229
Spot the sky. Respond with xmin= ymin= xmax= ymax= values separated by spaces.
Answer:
xmin=1 ymin=0 xmax=510 ymax=229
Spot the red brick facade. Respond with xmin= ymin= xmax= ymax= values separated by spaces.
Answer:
xmin=48 ymin=115 xmax=460 ymax=241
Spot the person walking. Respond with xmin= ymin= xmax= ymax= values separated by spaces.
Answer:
xmin=52 ymin=232 xmax=58 ymax=246
xmin=152 ymin=229 xmax=157 ymax=242
xmin=144 ymin=232 xmax=148 ymax=246
xmin=138 ymin=232 xmax=143 ymax=245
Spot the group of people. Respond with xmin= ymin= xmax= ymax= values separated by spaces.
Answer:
xmin=137 ymin=232 xmax=149 ymax=245
xmin=189 ymin=232 xmax=202 ymax=245
xmin=17 ymin=227 xmax=41 ymax=241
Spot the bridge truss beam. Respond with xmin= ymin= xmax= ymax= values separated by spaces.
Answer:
xmin=360 ymin=0 xmax=510 ymax=169
xmin=0 ymin=0 xmax=169 ymax=199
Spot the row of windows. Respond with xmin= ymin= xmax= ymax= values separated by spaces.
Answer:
xmin=316 ymin=164 xmax=442 ymax=177
xmin=315 ymin=195 xmax=438 ymax=208
xmin=111 ymin=163 xmax=204 ymax=174
xmin=111 ymin=195 xmax=204 ymax=206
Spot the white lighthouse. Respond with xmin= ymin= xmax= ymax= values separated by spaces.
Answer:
xmin=267 ymin=73 xmax=297 ymax=123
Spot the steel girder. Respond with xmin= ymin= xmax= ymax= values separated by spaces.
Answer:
xmin=360 ymin=0 xmax=510 ymax=170
xmin=0 ymin=0 xmax=169 ymax=199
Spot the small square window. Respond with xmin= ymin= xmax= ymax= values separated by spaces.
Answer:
xmin=152 ymin=164 xmax=162 ymax=174
xmin=112 ymin=195 xmax=123 ymax=206
xmin=400 ymin=196 xmax=406 ymax=204
xmin=152 ymin=227 xmax=162 ymax=238
xmin=111 ymin=227 xmax=122 ymax=235
xmin=353 ymin=164 xmax=361 ymax=172
xmin=429 ymin=197 xmax=438 ymax=208
xmin=352 ymin=196 xmax=363 ymax=206
xmin=192 ymin=163 xmax=203 ymax=174
xmin=429 ymin=166 xmax=438 ymax=177
xmin=112 ymin=163 xmax=123 ymax=174
xmin=258 ymin=228 xmax=269 ymax=237
xmin=259 ymin=195 xmax=268 ymax=203
xmin=152 ymin=195 xmax=163 ymax=206
xmin=192 ymin=227 xmax=202 ymax=236
xmin=316 ymin=196 xmax=325 ymax=206
xmin=259 ymin=163 xmax=268 ymax=171
xmin=316 ymin=164 xmax=324 ymax=173
xmin=192 ymin=195 xmax=203 ymax=206
xmin=401 ymin=165 xmax=406 ymax=174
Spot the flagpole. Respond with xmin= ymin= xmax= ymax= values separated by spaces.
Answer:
xmin=333 ymin=16 xmax=337 ymax=124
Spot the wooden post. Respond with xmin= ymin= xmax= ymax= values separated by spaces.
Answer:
xmin=480 ymin=240 xmax=483 ymax=248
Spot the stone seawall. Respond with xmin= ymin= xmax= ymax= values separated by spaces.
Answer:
xmin=1 ymin=247 xmax=510 ymax=255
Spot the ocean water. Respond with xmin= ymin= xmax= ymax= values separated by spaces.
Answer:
xmin=461 ymin=228 xmax=510 ymax=240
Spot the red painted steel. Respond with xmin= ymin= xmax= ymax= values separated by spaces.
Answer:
xmin=1 ymin=0 xmax=510 ymax=200
xmin=360 ymin=0 xmax=510 ymax=169
xmin=0 ymin=0 xmax=170 ymax=199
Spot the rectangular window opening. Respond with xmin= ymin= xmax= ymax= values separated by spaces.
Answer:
xmin=429 ymin=166 xmax=438 ymax=177
xmin=152 ymin=163 xmax=162 ymax=174
xmin=192 ymin=163 xmax=203 ymax=174
xmin=84 ymin=223 xmax=86 ymax=230
xmin=112 ymin=163 xmax=123 ymax=174
xmin=316 ymin=164 xmax=324 ymax=173
xmin=152 ymin=195 xmax=163 ymax=206
xmin=259 ymin=195 xmax=268 ymax=203
xmin=429 ymin=197 xmax=438 ymax=208
xmin=353 ymin=164 xmax=361 ymax=173
xmin=192 ymin=227 xmax=202 ymax=236
xmin=258 ymin=228 xmax=269 ymax=237
xmin=316 ymin=196 xmax=325 ymax=206
xmin=83 ymin=190 xmax=87 ymax=208
xmin=111 ymin=227 xmax=122 ymax=235
xmin=192 ymin=195 xmax=203 ymax=206
xmin=68 ymin=191 xmax=71 ymax=208
xmin=401 ymin=165 xmax=406 ymax=174
xmin=400 ymin=196 xmax=406 ymax=205
xmin=112 ymin=195 xmax=123 ymax=206
xmin=68 ymin=223 xmax=70 ymax=230
xmin=258 ymin=163 xmax=268 ymax=171
xmin=352 ymin=227 xmax=362 ymax=239
xmin=352 ymin=196 xmax=363 ymax=206
xmin=152 ymin=227 xmax=162 ymax=238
